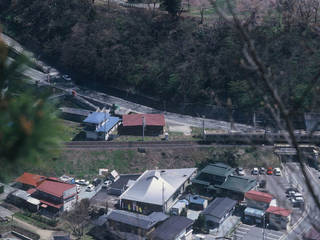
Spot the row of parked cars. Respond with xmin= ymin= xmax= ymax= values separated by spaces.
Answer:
xmin=236 ymin=167 xmax=282 ymax=176
xmin=75 ymin=178 xmax=102 ymax=192
xmin=286 ymin=187 xmax=304 ymax=207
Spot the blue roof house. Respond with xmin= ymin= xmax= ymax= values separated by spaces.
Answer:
xmin=83 ymin=110 xmax=121 ymax=140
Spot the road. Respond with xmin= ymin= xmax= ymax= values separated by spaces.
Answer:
xmin=2 ymin=32 xmax=255 ymax=131
xmin=283 ymin=162 xmax=320 ymax=239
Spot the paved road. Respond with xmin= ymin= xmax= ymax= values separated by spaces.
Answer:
xmin=2 ymin=33 xmax=255 ymax=131
xmin=231 ymin=223 xmax=284 ymax=240
xmin=283 ymin=162 xmax=320 ymax=239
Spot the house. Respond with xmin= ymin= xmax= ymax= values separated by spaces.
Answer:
xmin=33 ymin=179 xmax=77 ymax=213
xmin=106 ymin=209 xmax=168 ymax=239
xmin=245 ymin=190 xmax=275 ymax=210
xmin=243 ymin=207 xmax=265 ymax=225
xmin=119 ymin=114 xmax=165 ymax=136
xmin=266 ymin=206 xmax=292 ymax=230
xmin=201 ymin=197 xmax=237 ymax=229
xmin=149 ymin=216 xmax=194 ymax=240
xmin=214 ymin=175 xmax=257 ymax=200
xmin=192 ymin=163 xmax=234 ymax=189
xmin=119 ymin=168 xmax=197 ymax=214
xmin=83 ymin=110 xmax=121 ymax=140
xmin=192 ymin=163 xmax=256 ymax=200
xmin=15 ymin=172 xmax=46 ymax=190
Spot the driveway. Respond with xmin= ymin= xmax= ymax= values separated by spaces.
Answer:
xmin=231 ymin=223 xmax=284 ymax=240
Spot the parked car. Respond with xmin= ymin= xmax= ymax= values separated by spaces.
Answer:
xmin=62 ymin=74 xmax=72 ymax=81
xmin=86 ymin=184 xmax=95 ymax=192
xmin=76 ymin=179 xmax=89 ymax=186
xmin=237 ymin=167 xmax=245 ymax=176
xmin=102 ymin=180 xmax=112 ymax=189
xmin=286 ymin=187 xmax=299 ymax=194
xmin=259 ymin=167 xmax=266 ymax=175
xmin=274 ymin=168 xmax=282 ymax=176
xmin=252 ymin=168 xmax=259 ymax=175
xmin=93 ymin=178 xmax=102 ymax=187
xmin=267 ymin=167 xmax=273 ymax=175
xmin=258 ymin=180 xmax=266 ymax=188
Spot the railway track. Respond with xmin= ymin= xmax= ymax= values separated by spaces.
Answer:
xmin=64 ymin=140 xmax=273 ymax=149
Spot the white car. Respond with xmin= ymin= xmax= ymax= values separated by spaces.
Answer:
xmin=86 ymin=184 xmax=95 ymax=192
xmin=237 ymin=167 xmax=245 ymax=176
xmin=274 ymin=168 xmax=282 ymax=176
xmin=252 ymin=168 xmax=259 ymax=175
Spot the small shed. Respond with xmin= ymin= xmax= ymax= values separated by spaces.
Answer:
xmin=170 ymin=201 xmax=187 ymax=216
xmin=188 ymin=195 xmax=208 ymax=211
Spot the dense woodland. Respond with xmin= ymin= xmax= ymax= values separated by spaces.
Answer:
xmin=1 ymin=0 xmax=319 ymax=115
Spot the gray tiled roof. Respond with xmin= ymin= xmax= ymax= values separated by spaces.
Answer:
xmin=215 ymin=175 xmax=257 ymax=193
xmin=107 ymin=210 xmax=168 ymax=230
xmin=202 ymin=197 xmax=237 ymax=223
xmin=200 ymin=163 xmax=234 ymax=177
xmin=149 ymin=216 xmax=194 ymax=240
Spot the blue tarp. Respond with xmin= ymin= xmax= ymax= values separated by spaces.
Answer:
xmin=96 ymin=116 xmax=121 ymax=133
xmin=83 ymin=112 xmax=109 ymax=124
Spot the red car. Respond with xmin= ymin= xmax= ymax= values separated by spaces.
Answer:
xmin=267 ymin=167 xmax=273 ymax=175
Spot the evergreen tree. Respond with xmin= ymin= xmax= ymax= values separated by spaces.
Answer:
xmin=0 ymin=35 xmax=62 ymax=181
xmin=161 ymin=0 xmax=182 ymax=17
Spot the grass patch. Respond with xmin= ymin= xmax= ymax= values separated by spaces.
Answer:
xmin=60 ymin=120 xmax=83 ymax=141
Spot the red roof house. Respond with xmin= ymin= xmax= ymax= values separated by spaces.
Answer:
xmin=37 ymin=180 xmax=76 ymax=199
xmin=120 ymin=114 xmax=165 ymax=136
xmin=122 ymin=114 xmax=165 ymax=127
xmin=245 ymin=190 xmax=274 ymax=203
xmin=266 ymin=206 xmax=292 ymax=217
xmin=266 ymin=206 xmax=292 ymax=230
xmin=15 ymin=173 xmax=46 ymax=188
xmin=245 ymin=190 xmax=274 ymax=210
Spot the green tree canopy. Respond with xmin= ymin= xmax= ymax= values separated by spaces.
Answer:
xmin=0 ymin=36 xmax=62 ymax=181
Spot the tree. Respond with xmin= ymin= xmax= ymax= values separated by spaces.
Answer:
xmin=0 ymin=34 xmax=62 ymax=181
xmin=193 ymin=214 xmax=207 ymax=233
xmin=161 ymin=0 xmax=182 ymax=17
xmin=63 ymin=199 xmax=91 ymax=237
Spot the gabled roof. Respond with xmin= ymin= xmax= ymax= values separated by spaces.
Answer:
xmin=202 ymin=197 xmax=237 ymax=223
xmin=122 ymin=114 xmax=165 ymax=127
xmin=200 ymin=163 xmax=234 ymax=177
xmin=245 ymin=190 xmax=274 ymax=203
xmin=266 ymin=206 xmax=292 ymax=217
xmin=15 ymin=172 xmax=46 ymax=187
xmin=37 ymin=180 xmax=76 ymax=198
xmin=120 ymin=168 xmax=197 ymax=206
xmin=96 ymin=116 xmax=120 ymax=132
xmin=215 ymin=175 xmax=256 ymax=193
xmin=84 ymin=112 xmax=109 ymax=124
xmin=107 ymin=210 xmax=168 ymax=230
xmin=149 ymin=216 xmax=194 ymax=240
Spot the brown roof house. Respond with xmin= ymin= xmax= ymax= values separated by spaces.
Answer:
xmin=266 ymin=206 xmax=292 ymax=231
xmin=119 ymin=114 xmax=165 ymax=136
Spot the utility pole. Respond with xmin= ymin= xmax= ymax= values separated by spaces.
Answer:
xmin=142 ymin=116 xmax=145 ymax=141
xmin=104 ymin=109 xmax=107 ymax=140
xmin=202 ymin=115 xmax=205 ymax=141
xmin=253 ymin=111 xmax=256 ymax=129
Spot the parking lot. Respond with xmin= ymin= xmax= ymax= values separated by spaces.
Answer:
xmin=78 ymin=183 xmax=103 ymax=201
xmin=231 ymin=223 xmax=284 ymax=240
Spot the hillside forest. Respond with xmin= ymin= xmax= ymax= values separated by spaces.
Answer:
xmin=1 ymin=0 xmax=320 ymax=118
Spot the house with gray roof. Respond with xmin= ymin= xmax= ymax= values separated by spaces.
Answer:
xmin=119 ymin=168 xmax=197 ymax=215
xmin=149 ymin=216 xmax=194 ymax=240
xmin=106 ymin=209 xmax=168 ymax=239
xmin=83 ymin=109 xmax=121 ymax=140
xmin=202 ymin=197 xmax=237 ymax=229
